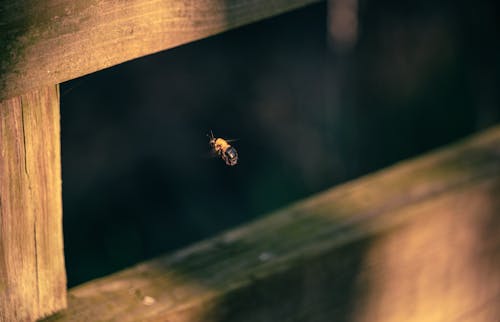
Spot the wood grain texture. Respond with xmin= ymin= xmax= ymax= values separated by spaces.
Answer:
xmin=0 ymin=0 xmax=320 ymax=101
xmin=0 ymin=86 xmax=66 ymax=322
xmin=43 ymin=126 xmax=500 ymax=322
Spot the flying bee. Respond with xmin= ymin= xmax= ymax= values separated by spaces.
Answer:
xmin=208 ymin=131 xmax=238 ymax=166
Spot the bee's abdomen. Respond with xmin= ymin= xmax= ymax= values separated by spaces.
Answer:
xmin=223 ymin=146 xmax=238 ymax=166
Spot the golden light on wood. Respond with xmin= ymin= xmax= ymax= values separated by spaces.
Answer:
xmin=352 ymin=179 xmax=500 ymax=322
xmin=0 ymin=86 xmax=66 ymax=322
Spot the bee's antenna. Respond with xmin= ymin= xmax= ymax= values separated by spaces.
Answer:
xmin=207 ymin=130 xmax=215 ymax=144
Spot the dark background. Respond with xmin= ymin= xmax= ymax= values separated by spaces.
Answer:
xmin=60 ymin=1 xmax=499 ymax=287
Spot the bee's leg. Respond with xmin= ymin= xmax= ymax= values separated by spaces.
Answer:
xmin=221 ymin=154 xmax=229 ymax=165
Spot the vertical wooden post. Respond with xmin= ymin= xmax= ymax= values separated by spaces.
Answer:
xmin=0 ymin=86 xmax=66 ymax=321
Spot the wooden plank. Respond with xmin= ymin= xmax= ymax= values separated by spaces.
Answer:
xmin=43 ymin=126 xmax=500 ymax=322
xmin=0 ymin=0 xmax=320 ymax=101
xmin=0 ymin=86 xmax=66 ymax=322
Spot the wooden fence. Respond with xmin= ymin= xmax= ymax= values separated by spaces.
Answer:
xmin=1 ymin=0 xmax=499 ymax=321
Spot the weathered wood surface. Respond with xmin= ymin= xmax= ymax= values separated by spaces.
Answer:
xmin=43 ymin=125 xmax=500 ymax=322
xmin=0 ymin=86 xmax=66 ymax=322
xmin=0 ymin=0 xmax=320 ymax=101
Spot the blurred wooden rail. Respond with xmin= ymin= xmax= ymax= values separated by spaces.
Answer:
xmin=43 ymin=126 xmax=500 ymax=322
xmin=0 ymin=0 xmax=320 ymax=101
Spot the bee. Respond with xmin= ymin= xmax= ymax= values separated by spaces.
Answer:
xmin=208 ymin=131 xmax=238 ymax=166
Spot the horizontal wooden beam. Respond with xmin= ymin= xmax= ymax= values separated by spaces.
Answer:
xmin=0 ymin=0 xmax=320 ymax=101
xmin=43 ymin=125 xmax=500 ymax=321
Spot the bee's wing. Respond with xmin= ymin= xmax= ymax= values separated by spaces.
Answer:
xmin=208 ymin=149 xmax=219 ymax=157
xmin=225 ymin=138 xmax=239 ymax=143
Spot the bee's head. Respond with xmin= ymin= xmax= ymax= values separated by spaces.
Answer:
xmin=207 ymin=130 xmax=216 ymax=147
